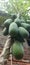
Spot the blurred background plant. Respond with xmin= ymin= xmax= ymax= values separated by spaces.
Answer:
xmin=0 ymin=0 xmax=30 ymax=25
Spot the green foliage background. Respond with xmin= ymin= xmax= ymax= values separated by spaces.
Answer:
xmin=8 ymin=0 xmax=30 ymax=14
xmin=0 ymin=0 xmax=30 ymax=25
xmin=0 ymin=16 xmax=10 ymax=25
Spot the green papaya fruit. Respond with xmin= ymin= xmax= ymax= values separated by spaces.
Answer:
xmin=9 ymin=22 xmax=18 ymax=38
xmin=3 ymin=19 xmax=12 ymax=28
xmin=18 ymin=27 xmax=29 ymax=39
xmin=15 ymin=32 xmax=25 ymax=42
xmin=14 ymin=18 xmax=21 ymax=27
xmin=11 ymin=14 xmax=17 ymax=21
xmin=12 ymin=41 xmax=24 ymax=60
xmin=26 ymin=20 xmax=30 ymax=24
xmin=21 ymin=23 xmax=30 ymax=32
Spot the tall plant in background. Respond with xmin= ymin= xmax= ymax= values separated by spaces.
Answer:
xmin=6 ymin=0 xmax=30 ymax=21
xmin=0 ymin=0 xmax=30 ymax=24
xmin=0 ymin=0 xmax=30 ymax=20
xmin=8 ymin=0 xmax=30 ymax=13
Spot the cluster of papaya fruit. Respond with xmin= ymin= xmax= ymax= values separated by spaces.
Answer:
xmin=2 ymin=14 xmax=30 ymax=60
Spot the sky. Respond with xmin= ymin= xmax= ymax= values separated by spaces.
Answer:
xmin=0 ymin=0 xmax=8 ymax=2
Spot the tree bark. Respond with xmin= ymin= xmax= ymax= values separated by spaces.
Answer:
xmin=0 ymin=36 xmax=13 ymax=65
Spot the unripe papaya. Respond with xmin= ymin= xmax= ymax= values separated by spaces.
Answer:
xmin=12 ymin=41 xmax=24 ymax=60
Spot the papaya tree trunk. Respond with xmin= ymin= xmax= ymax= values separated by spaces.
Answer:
xmin=0 ymin=36 xmax=13 ymax=65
